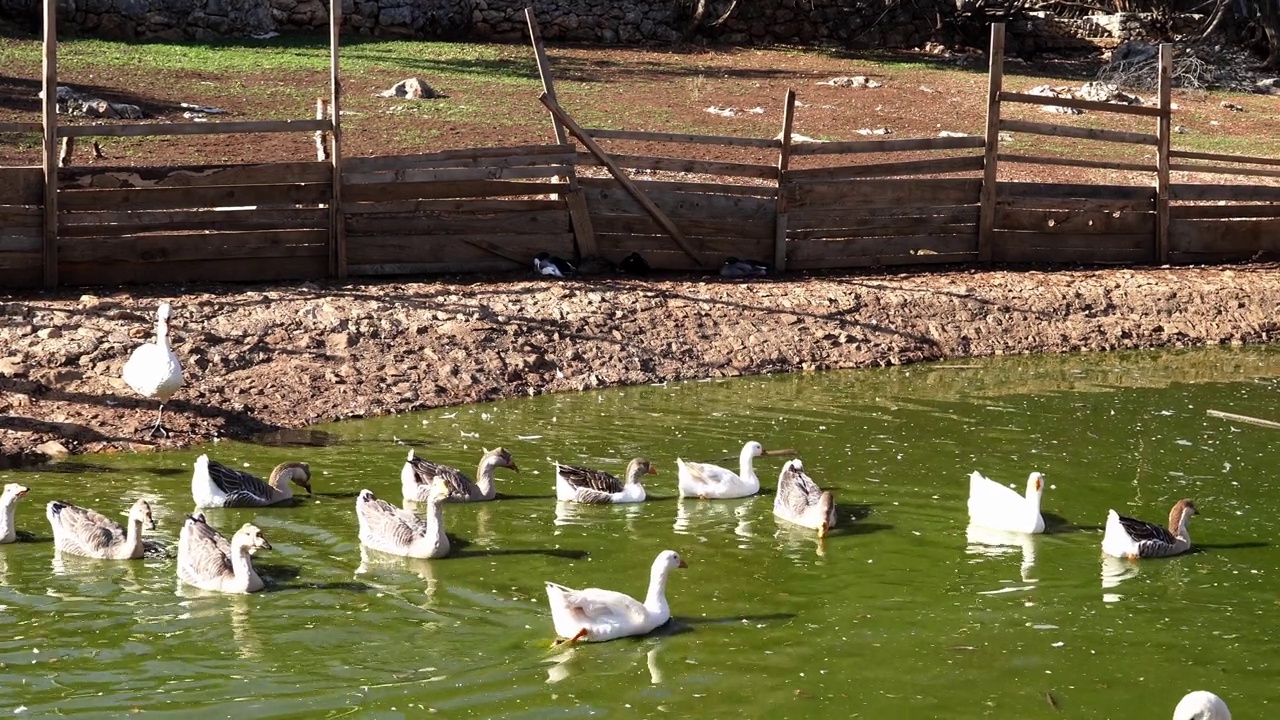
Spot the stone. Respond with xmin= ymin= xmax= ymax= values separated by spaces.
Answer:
xmin=0 ymin=357 xmax=27 ymax=377
xmin=35 ymin=440 xmax=71 ymax=459
xmin=37 ymin=327 xmax=62 ymax=339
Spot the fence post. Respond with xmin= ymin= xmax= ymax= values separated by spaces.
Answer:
xmin=978 ymin=22 xmax=1005 ymax=264
xmin=774 ymin=88 xmax=795 ymax=273
xmin=1155 ymin=43 xmax=1172 ymax=264
xmin=525 ymin=7 xmax=568 ymax=146
xmin=41 ymin=0 xmax=58 ymax=288
xmin=329 ymin=0 xmax=347 ymax=279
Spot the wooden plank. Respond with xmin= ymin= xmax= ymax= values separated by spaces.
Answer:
xmin=1169 ymin=218 xmax=1280 ymax=253
xmin=0 ymin=167 xmax=44 ymax=204
xmin=995 ymin=207 xmax=1155 ymax=234
xmin=0 ymin=251 xmax=42 ymax=269
xmin=578 ymin=176 xmax=775 ymax=198
xmin=787 ymin=177 xmax=982 ymax=210
xmin=590 ymin=213 xmax=773 ymax=240
xmin=342 ymin=179 xmax=565 ymax=203
xmin=345 ymin=154 xmax=576 ymax=183
xmin=997 ymin=182 xmax=1155 ymax=201
xmin=346 ymin=165 xmax=570 ymax=185
xmin=979 ymin=24 xmax=1003 ymax=264
xmin=998 ymin=118 xmax=1159 ymax=146
xmin=989 ymin=245 xmax=1151 ymax=264
xmin=58 ymin=119 xmax=331 ymax=138
xmin=346 ymin=209 xmax=571 ymax=235
xmin=330 ymin=3 xmax=346 ymax=280
xmin=1169 ymin=149 xmax=1280 ymax=167
xmin=1206 ymin=408 xmax=1280 ymax=430
xmin=0 ymin=233 xmax=42 ymax=251
xmin=584 ymin=127 xmax=778 ymax=149
xmin=58 ymin=162 xmax=333 ymax=189
xmin=525 ymin=7 xmax=567 ymax=145
xmin=347 ymin=233 xmax=575 ymax=265
xmin=1169 ymin=184 xmax=1280 ymax=202
xmin=789 ymin=222 xmax=977 ymax=241
xmin=593 ymin=232 xmax=772 ymax=256
xmin=1168 ymin=203 xmax=1280 ymax=219
xmin=789 ymin=135 xmax=986 ymax=156
xmin=342 ymin=198 xmax=564 ymax=215
xmin=1156 ymin=43 xmax=1172 ymax=264
xmin=42 ymin=0 xmax=57 ymax=288
xmin=990 ymin=230 xmax=1153 ymax=250
xmin=775 ymin=89 xmax=795 ymax=272
xmin=998 ymin=91 xmax=1163 ymax=117
xmin=997 ymin=153 xmax=1153 ymax=173
xmin=565 ymin=189 xmax=597 ymax=257
xmin=575 ymin=152 xmax=778 ymax=180
xmin=785 ymin=155 xmax=983 ymax=182
xmin=1169 ymin=162 xmax=1280 ymax=179
xmin=789 ymin=205 xmax=980 ymax=227
xmin=788 ymin=234 xmax=978 ymax=262
xmin=343 ymin=145 xmax=573 ymax=173
xmin=59 ymin=207 xmax=330 ymax=235
xmin=581 ymin=185 xmax=776 ymax=220
xmin=59 ymin=255 xmax=328 ymax=285
xmin=0 ymin=206 xmax=43 ymax=224
xmin=350 ymin=260 xmax=520 ymax=276
xmin=0 ymin=122 xmax=42 ymax=134
xmin=59 ymin=229 xmax=330 ymax=263
xmin=994 ymin=196 xmax=1151 ymax=212
xmin=58 ymin=183 xmax=332 ymax=211
xmin=787 ymin=251 xmax=980 ymax=270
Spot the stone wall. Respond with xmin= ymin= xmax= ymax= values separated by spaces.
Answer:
xmin=0 ymin=0 xmax=950 ymax=48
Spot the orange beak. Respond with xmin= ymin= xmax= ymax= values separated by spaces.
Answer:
xmin=647 ymin=466 xmax=659 ymax=476
xmin=677 ymin=559 xmax=688 ymax=568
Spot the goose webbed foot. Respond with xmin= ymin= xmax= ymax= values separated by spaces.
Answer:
xmin=551 ymin=628 xmax=589 ymax=647
xmin=143 ymin=406 xmax=170 ymax=439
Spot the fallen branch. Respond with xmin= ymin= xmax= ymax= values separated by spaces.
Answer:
xmin=1206 ymin=409 xmax=1280 ymax=430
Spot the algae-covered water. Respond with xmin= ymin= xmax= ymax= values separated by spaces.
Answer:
xmin=2 ymin=347 xmax=1277 ymax=718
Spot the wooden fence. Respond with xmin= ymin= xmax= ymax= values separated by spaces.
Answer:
xmin=4 ymin=19 xmax=1280 ymax=288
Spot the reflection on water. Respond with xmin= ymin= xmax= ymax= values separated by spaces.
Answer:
xmin=1 ymin=346 xmax=1279 ymax=717
xmin=966 ymin=523 xmax=1039 ymax=583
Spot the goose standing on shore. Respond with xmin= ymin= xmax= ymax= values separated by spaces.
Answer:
xmin=555 ymin=458 xmax=655 ymax=504
xmin=357 ymin=481 xmax=451 ymax=559
xmin=677 ymin=441 xmax=773 ymax=499
xmin=0 ymin=484 xmax=29 ymax=544
xmin=1173 ymin=690 xmax=1231 ymax=719
xmin=46 ymin=498 xmax=154 ymax=560
xmin=773 ymin=460 xmax=837 ymax=536
xmin=1102 ymin=499 xmax=1199 ymax=559
xmin=192 ymin=454 xmax=312 ymax=508
xmin=401 ymin=447 xmax=518 ymax=503
xmin=967 ymin=470 xmax=1046 ymax=534
xmin=546 ymin=549 xmax=687 ymax=644
xmin=177 ymin=514 xmax=272 ymax=593
xmin=122 ymin=302 xmax=184 ymax=439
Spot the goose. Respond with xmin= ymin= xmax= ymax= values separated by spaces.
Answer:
xmin=401 ymin=447 xmax=518 ymax=503
xmin=1102 ymin=499 xmax=1198 ymax=559
xmin=773 ymin=459 xmax=837 ymax=536
xmin=1173 ymin=691 xmax=1231 ymax=720
xmin=0 ymin=483 xmax=29 ymax=544
xmin=546 ymin=549 xmax=687 ymax=644
xmin=191 ymin=454 xmax=312 ymax=508
xmin=555 ymin=458 xmax=655 ymax=504
xmin=967 ymin=470 xmax=1046 ymax=534
xmin=177 ymin=514 xmax=272 ymax=594
xmin=618 ymin=252 xmax=650 ymax=276
xmin=677 ymin=441 xmax=770 ymax=499
xmin=719 ymin=257 xmax=768 ymax=278
xmin=121 ymin=301 xmax=184 ymax=438
xmin=356 ymin=482 xmax=450 ymax=559
xmin=534 ymin=252 xmax=575 ymax=278
xmin=46 ymin=498 xmax=154 ymax=560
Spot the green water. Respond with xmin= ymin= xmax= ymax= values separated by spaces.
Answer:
xmin=3 ymin=347 xmax=1279 ymax=718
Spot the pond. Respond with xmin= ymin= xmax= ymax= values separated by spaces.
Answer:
xmin=2 ymin=347 xmax=1278 ymax=718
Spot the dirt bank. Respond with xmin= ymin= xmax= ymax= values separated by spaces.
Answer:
xmin=2 ymin=264 xmax=1279 ymax=465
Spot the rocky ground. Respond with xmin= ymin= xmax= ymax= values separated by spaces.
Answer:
xmin=3 ymin=263 xmax=1279 ymax=466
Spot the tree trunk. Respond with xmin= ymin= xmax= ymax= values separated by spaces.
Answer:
xmin=683 ymin=0 xmax=709 ymax=41
xmin=1258 ymin=0 xmax=1280 ymax=67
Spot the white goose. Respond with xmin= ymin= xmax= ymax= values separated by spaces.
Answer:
xmin=773 ymin=459 xmax=837 ymax=536
xmin=1173 ymin=691 xmax=1231 ymax=720
xmin=191 ymin=454 xmax=312 ymax=508
xmin=546 ymin=549 xmax=687 ymax=644
xmin=121 ymin=302 xmax=184 ymax=438
xmin=46 ymin=498 xmax=154 ymax=560
xmin=967 ymin=470 xmax=1046 ymax=534
xmin=676 ymin=441 xmax=768 ymax=499
xmin=555 ymin=458 xmax=655 ymax=504
xmin=177 ymin=514 xmax=272 ymax=593
xmin=356 ymin=481 xmax=450 ymax=559
xmin=401 ymin=447 xmax=518 ymax=503
xmin=0 ymin=483 xmax=29 ymax=544
xmin=1102 ymin=499 xmax=1198 ymax=559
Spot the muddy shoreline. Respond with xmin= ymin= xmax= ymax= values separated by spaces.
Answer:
xmin=2 ymin=264 xmax=1278 ymax=465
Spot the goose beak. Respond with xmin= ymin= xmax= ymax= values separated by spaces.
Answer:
xmin=647 ymin=466 xmax=659 ymax=475
xmin=258 ymin=537 xmax=273 ymax=551
xmin=148 ymin=518 xmax=157 ymax=531
xmin=509 ymin=462 xmax=520 ymax=473
xmin=15 ymin=489 xmax=27 ymax=498
xmin=677 ymin=559 xmax=688 ymax=568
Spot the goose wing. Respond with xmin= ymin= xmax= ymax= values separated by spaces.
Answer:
xmin=358 ymin=493 xmax=430 ymax=546
xmin=179 ymin=515 xmax=233 ymax=581
xmin=49 ymin=502 xmax=124 ymax=554
xmin=1116 ymin=513 xmax=1176 ymax=545
xmin=777 ymin=464 xmax=823 ymax=516
xmin=546 ymin=583 xmax=647 ymax=625
xmin=206 ymin=458 xmax=275 ymax=505
xmin=407 ymin=456 xmax=475 ymax=499
xmin=573 ymin=487 xmax=617 ymax=505
xmin=679 ymin=459 xmax=733 ymax=486
xmin=558 ymin=465 xmax=624 ymax=494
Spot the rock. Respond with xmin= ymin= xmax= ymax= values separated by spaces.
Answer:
xmin=378 ymin=77 xmax=440 ymax=99
xmin=0 ymin=357 xmax=27 ymax=377
xmin=37 ymin=327 xmax=62 ymax=340
xmin=35 ymin=440 xmax=71 ymax=459
xmin=326 ymin=332 xmax=355 ymax=351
